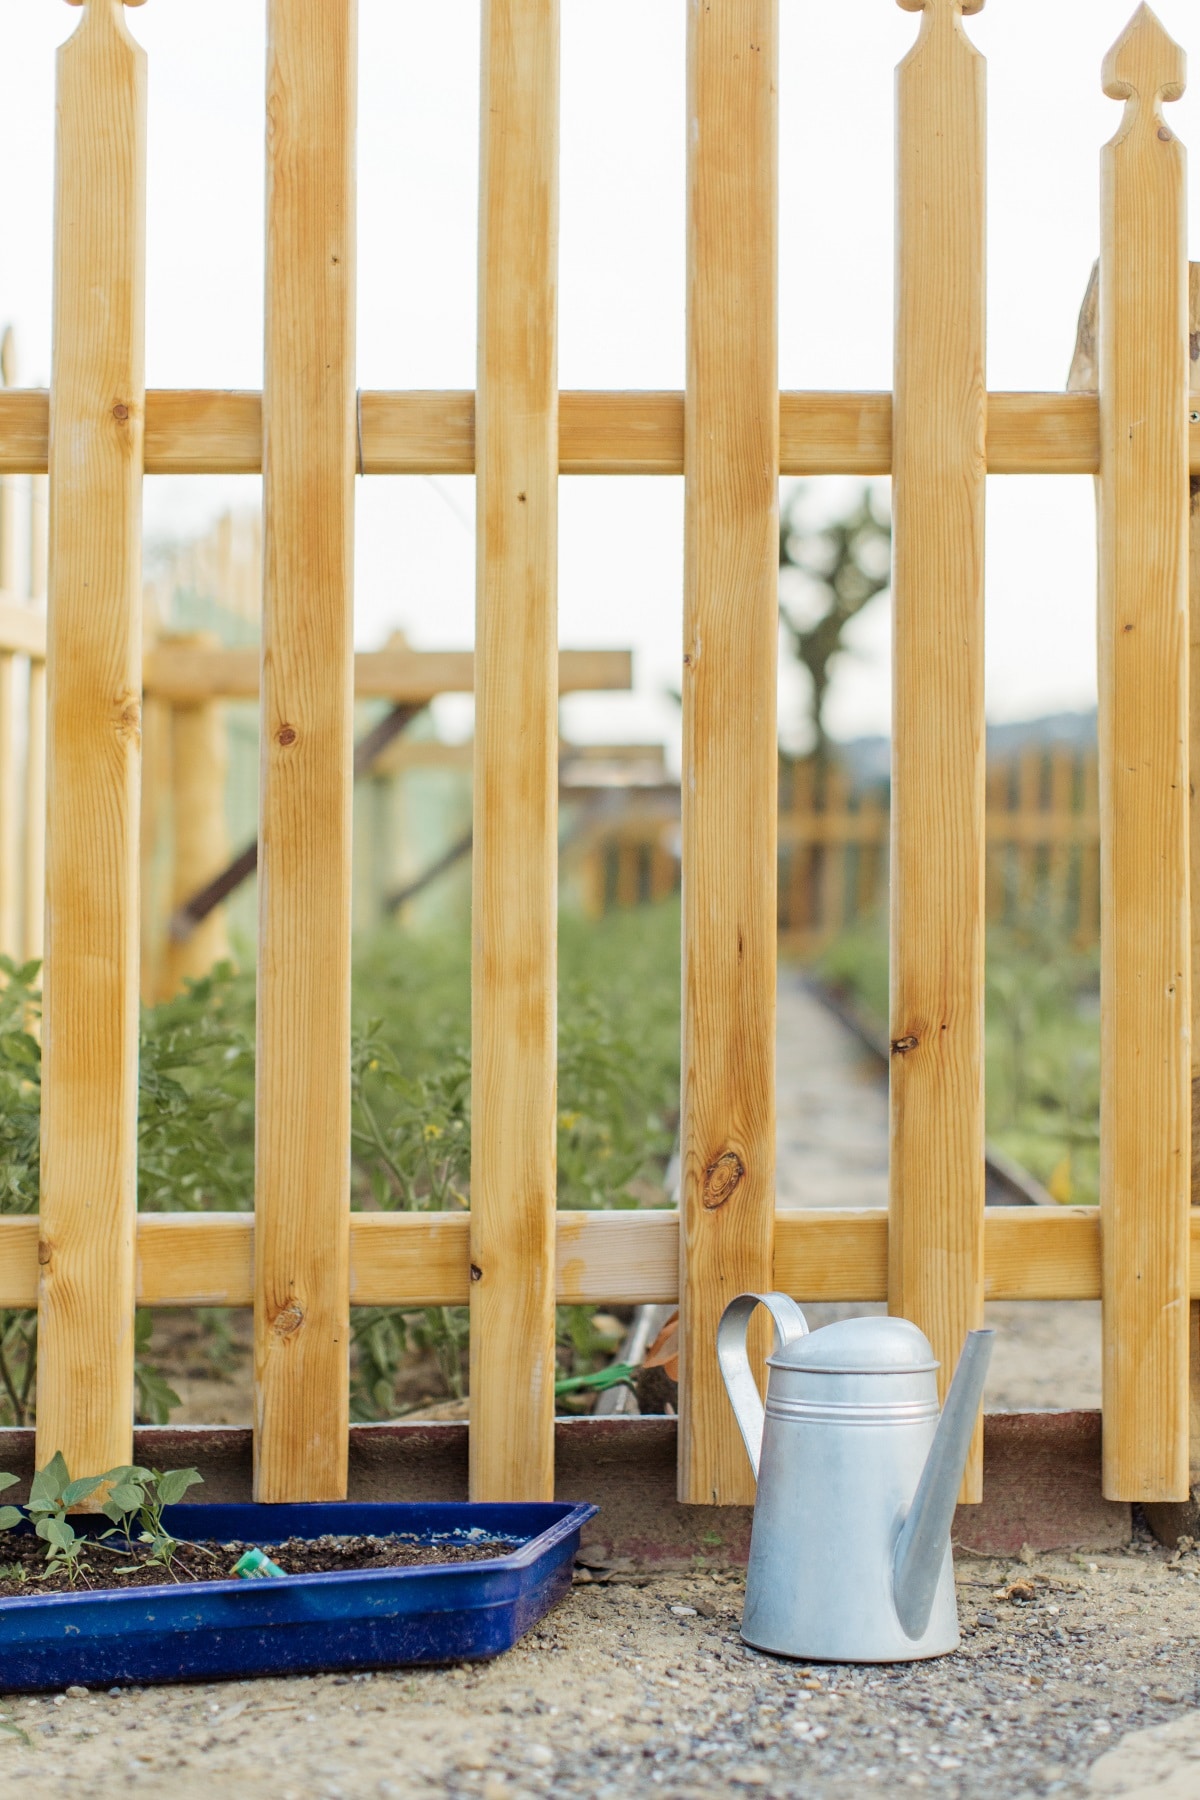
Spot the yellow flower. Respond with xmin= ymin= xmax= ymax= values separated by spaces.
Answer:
xmin=423 ymin=1122 xmax=444 ymax=1141
xmin=559 ymin=1112 xmax=580 ymax=1131
xmin=1048 ymin=1156 xmax=1072 ymax=1204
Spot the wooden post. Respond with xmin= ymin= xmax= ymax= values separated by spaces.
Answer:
xmin=254 ymin=0 xmax=357 ymax=1502
xmin=37 ymin=0 xmax=146 ymax=1480
xmin=161 ymin=633 xmax=230 ymax=997
xmin=679 ymin=0 xmax=778 ymax=1506
xmin=1098 ymin=5 xmax=1190 ymax=1503
xmin=470 ymin=0 xmax=560 ymax=1504
xmin=1015 ymin=747 xmax=1042 ymax=918
xmin=890 ymin=0 xmax=987 ymax=1501
xmin=1046 ymin=746 xmax=1075 ymax=929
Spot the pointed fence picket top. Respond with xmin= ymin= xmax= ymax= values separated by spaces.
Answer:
xmin=1096 ymin=3 xmax=1191 ymax=1503
xmin=889 ymin=0 xmax=988 ymax=1503
xmin=37 ymin=0 xmax=147 ymax=1485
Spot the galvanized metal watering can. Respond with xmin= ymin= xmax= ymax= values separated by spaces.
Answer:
xmin=718 ymin=1295 xmax=994 ymax=1663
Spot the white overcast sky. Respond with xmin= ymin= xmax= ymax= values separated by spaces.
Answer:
xmin=3 ymin=1 xmax=1198 ymax=754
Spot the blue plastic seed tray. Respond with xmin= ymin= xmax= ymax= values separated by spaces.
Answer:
xmin=0 ymin=1500 xmax=596 ymax=1691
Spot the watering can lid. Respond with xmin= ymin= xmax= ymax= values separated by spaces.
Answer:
xmin=769 ymin=1314 xmax=939 ymax=1375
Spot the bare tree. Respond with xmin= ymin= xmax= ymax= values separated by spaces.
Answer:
xmin=778 ymin=485 xmax=891 ymax=761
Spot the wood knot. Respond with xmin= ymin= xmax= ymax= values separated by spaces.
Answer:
xmin=111 ymin=402 xmax=130 ymax=424
xmin=276 ymin=724 xmax=297 ymax=747
xmin=37 ymin=1238 xmax=52 ymax=1267
xmin=702 ymin=1151 xmax=745 ymax=1210
xmin=470 ymin=1263 xmax=483 ymax=1282
xmin=115 ymin=692 xmax=141 ymax=746
xmin=891 ymin=1034 xmax=919 ymax=1056
xmin=270 ymin=1301 xmax=304 ymax=1338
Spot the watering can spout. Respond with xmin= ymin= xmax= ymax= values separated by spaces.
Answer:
xmin=892 ymin=1329 xmax=994 ymax=1641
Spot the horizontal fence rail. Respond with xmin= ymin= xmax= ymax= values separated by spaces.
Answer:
xmin=3 ymin=387 xmax=1200 ymax=476
xmin=4 ymin=1206 xmax=1200 ymax=1310
xmin=0 ymin=0 xmax=1195 ymax=1510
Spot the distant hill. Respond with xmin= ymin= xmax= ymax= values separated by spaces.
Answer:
xmin=832 ymin=710 xmax=1097 ymax=790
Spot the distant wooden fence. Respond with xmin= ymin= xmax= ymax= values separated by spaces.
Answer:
xmin=0 ymin=0 xmax=1197 ymax=1511
xmin=774 ymin=746 xmax=1101 ymax=955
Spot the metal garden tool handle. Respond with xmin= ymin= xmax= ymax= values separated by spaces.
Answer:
xmin=717 ymin=1292 xmax=810 ymax=1478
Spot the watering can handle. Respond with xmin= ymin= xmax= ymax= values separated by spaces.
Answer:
xmin=717 ymin=1292 xmax=809 ymax=1480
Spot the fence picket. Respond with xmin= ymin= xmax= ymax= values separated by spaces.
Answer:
xmin=254 ymin=0 xmax=357 ymax=1502
xmin=36 ymin=0 xmax=146 ymax=1481
xmin=679 ymin=0 xmax=779 ymax=1506
xmin=890 ymin=0 xmax=987 ymax=1501
xmin=1098 ymin=5 xmax=1190 ymax=1503
xmin=470 ymin=0 xmax=560 ymax=1502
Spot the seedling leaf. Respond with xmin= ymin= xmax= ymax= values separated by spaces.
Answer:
xmin=0 ymin=1508 xmax=21 ymax=1533
xmin=37 ymin=1518 xmax=75 ymax=1550
xmin=62 ymin=1476 xmax=104 ymax=1508
xmin=0 ymin=1474 xmax=18 ymax=1495
xmin=157 ymin=1468 xmax=202 ymax=1507
xmin=29 ymin=1451 xmax=69 ymax=1510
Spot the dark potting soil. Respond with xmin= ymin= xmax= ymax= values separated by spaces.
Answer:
xmin=0 ymin=1532 xmax=517 ymax=1598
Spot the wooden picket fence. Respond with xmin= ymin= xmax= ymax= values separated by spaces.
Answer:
xmin=0 ymin=0 xmax=1197 ymax=1511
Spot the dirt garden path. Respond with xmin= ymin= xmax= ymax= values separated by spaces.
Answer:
xmin=3 ymin=1536 xmax=1199 ymax=1799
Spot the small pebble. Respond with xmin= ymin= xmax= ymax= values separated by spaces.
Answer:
xmin=671 ymin=1604 xmax=697 ymax=1617
xmin=66 ymin=1686 xmax=88 ymax=1700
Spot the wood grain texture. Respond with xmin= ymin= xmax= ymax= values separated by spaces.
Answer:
xmin=141 ymin=644 xmax=629 ymax=703
xmin=469 ymin=0 xmax=560 ymax=1503
xmin=254 ymin=0 xmax=357 ymax=1503
xmin=5 ymin=1204 xmax=1174 ymax=1310
xmin=890 ymin=0 xmax=988 ymax=1502
xmin=1097 ymin=5 xmax=1190 ymax=1503
xmin=37 ymin=0 xmax=145 ymax=1480
xmin=679 ymin=0 xmax=778 ymax=1507
xmin=6 ymin=386 xmax=1173 ymax=476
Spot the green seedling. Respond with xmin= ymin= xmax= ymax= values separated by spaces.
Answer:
xmin=100 ymin=1465 xmax=204 ymax=1574
xmin=25 ymin=1451 xmax=109 ymax=1586
xmin=0 ymin=1472 xmax=21 ymax=1534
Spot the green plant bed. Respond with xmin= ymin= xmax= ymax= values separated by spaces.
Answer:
xmin=818 ymin=912 xmax=1100 ymax=1206
xmin=0 ymin=900 xmax=682 ymax=1427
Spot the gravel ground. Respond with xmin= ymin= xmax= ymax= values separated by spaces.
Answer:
xmin=3 ymin=1530 xmax=1199 ymax=1799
